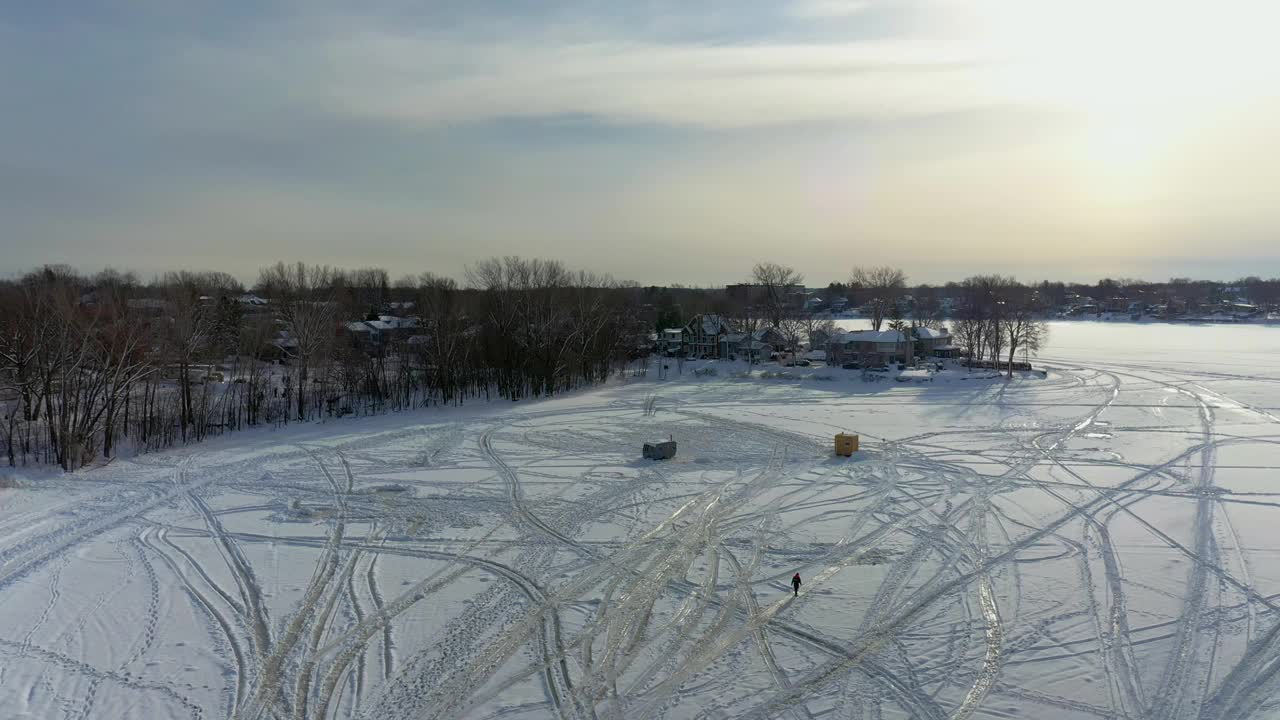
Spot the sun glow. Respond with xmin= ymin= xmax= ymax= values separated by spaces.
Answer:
xmin=963 ymin=0 xmax=1279 ymax=194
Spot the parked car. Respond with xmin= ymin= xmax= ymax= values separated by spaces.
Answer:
xmin=842 ymin=362 xmax=859 ymax=370
xmin=796 ymin=359 xmax=810 ymax=367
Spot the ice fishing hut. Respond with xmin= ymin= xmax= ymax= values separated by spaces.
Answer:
xmin=834 ymin=433 xmax=859 ymax=456
xmin=643 ymin=439 xmax=678 ymax=460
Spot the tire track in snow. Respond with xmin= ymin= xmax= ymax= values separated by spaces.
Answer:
xmin=723 ymin=542 xmax=814 ymax=720
xmin=437 ymin=454 xmax=790 ymax=719
xmin=729 ymin=438 xmax=1205 ymax=720
xmin=238 ymin=446 xmax=351 ymax=720
xmin=185 ymin=488 xmax=272 ymax=661
xmin=1125 ymin=380 xmax=1215 ymax=720
xmin=460 ymin=460 xmax=951 ymax=719
xmin=950 ymin=489 xmax=1002 ymax=720
xmin=0 ymin=456 xmax=214 ymax=589
xmin=366 ymin=554 xmax=393 ymax=682
xmin=142 ymin=525 xmax=248 ymax=712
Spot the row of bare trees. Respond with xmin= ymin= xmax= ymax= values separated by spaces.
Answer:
xmin=0 ymin=259 xmax=644 ymax=470
xmin=950 ymin=276 xmax=1049 ymax=376
xmin=735 ymin=263 xmax=915 ymax=361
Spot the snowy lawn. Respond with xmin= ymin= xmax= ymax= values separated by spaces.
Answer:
xmin=3 ymin=322 xmax=1280 ymax=718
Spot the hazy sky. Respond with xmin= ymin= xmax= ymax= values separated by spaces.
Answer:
xmin=3 ymin=1 xmax=1279 ymax=285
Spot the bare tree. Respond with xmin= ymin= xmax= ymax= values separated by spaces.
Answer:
xmin=751 ymin=262 xmax=804 ymax=328
xmin=777 ymin=317 xmax=806 ymax=356
xmin=257 ymin=262 xmax=338 ymax=420
xmin=850 ymin=266 xmax=907 ymax=331
xmin=159 ymin=272 xmax=213 ymax=440
xmin=910 ymin=288 xmax=945 ymax=330
xmin=0 ymin=282 xmax=45 ymax=424
xmin=800 ymin=314 xmax=835 ymax=352
xmin=94 ymin=288 xmax=154 ymax=459
xmin=411 ymin=273 xmax=470 ymax=406
xmin=1004 ymin=292 xmax=1049 ymax=377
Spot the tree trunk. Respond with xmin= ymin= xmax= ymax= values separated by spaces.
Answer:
xmin=297 ymin=365 xmax=307 ymax=421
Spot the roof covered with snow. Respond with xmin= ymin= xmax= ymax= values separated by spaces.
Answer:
xmin=914 ymin=327 xmax=950 ymax=339
xmin=688 ymin=314 xmax=733 ymax=336
xmin=705 ymin=315 xmax=729 ymax=335
xmin=836 ymin=330 xmax=907 ymax=344
xmin=376 ymin=316 xmax=421 ymax=329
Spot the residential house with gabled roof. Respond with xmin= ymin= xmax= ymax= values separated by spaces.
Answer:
xmin=828 ymin=329 xmax=911 ymax=366
xmin=752 ymin=326 xmax=787 ymax=350
xmin=720 ymin=333 xmax=773 ymax=362
xmin=682 ymin=314 xmax=737 ymax=358
xmin=340 ymin=315 xmax=423 ymax=354
xmin=913 ymin=326 xmax=958 ymax=358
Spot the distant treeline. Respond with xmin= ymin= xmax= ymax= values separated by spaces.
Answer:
xmin=0 ymin=259 xmax=646 ymax=470
xmin=3 ymin=258 xmax=1274 ymax=471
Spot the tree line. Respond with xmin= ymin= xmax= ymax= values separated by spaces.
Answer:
xmin=13 ymin=256 xmax=1250 ymax=471
xmin=0 ymin=259 xmax=645 ymax=470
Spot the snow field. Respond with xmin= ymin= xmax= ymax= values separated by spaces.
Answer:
xmin=2 ymin=322 xmax=1280 ymax=718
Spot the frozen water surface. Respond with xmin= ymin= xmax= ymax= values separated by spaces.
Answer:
xmin=3 ymin=322 xmax=1280 ymax=718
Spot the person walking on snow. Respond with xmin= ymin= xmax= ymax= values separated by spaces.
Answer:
xmin=791 ymin=573 xmax=802 ymax=597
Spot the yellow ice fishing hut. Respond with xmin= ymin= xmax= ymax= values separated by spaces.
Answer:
xmin=835 ymin=433 xmax=859 ymax=456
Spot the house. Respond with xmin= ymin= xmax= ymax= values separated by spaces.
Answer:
xmin=828 ymin=329 xmax=912 ymax=366
xmin=752 ymin=326 xmax=788 ymax=350
xmin=1103 ymin=296 xmax=1131 ymax=313
xmin=912 ymin=327 xmax=953 ymax=356
xmin=264 ymin=332 xmax=299 ymax=363
xmin=720 ymin=334 xmax=773 ymax=361
xmin=1228 ymin=302 xmax=1260 ymax=319
xmin=660 ymin=328 xmax=684 ymax=356
xmin=682 ymin=314 xmax=736 ymax=358
xmin=342 ymin=321 xmax=381 ymax=351
xmin=341 ymin=315 xmax=422 ymax=353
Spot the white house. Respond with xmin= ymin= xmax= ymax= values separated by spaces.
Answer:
xmin=660 ymin=328 xmax=684 ymax=355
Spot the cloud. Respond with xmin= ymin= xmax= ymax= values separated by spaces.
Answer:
xmin=2 ymin=1 xmax=1279 ymax=285
xmin=788 ymin=1 xmax=874 ymax=19
xmin=137 ymin=0 xmax=1278 ymax=136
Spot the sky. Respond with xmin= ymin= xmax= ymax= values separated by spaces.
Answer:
xmin=2 ymin=1 xmax=1279 ymax=286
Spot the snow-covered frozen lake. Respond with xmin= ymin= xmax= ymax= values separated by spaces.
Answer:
xmin=3 ymin=322 xmax=1280 ymax=718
